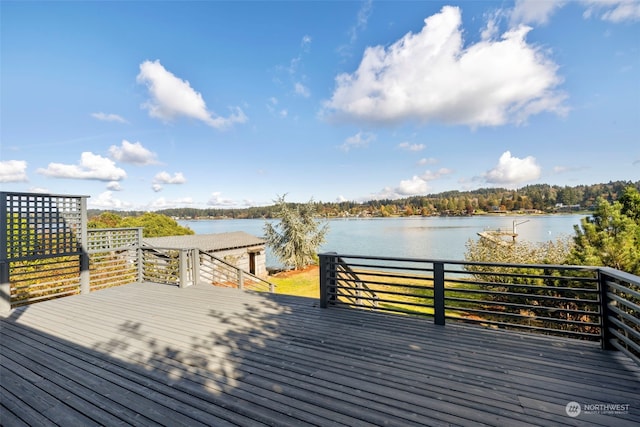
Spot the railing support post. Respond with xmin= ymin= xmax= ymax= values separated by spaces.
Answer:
xmin=599 ymin=269 xmax=614 ymax=350
xmin=0 ymin=261 xmax=9 ymax=313
xmin=192 ymin=248 xmax=200 ymax=286
xmin=79 ymin=196 xmax=90 ymax=295
xmin=433 ymin=262 xmax=445 ymax=325
xmin=319 ymin=253 xmax=337 ymax=308
xmin=238 ymin=269 xmax=244 ymax=290
xmin=0 ymin=193 xmax=10 ymax=312
xmin=179 ymin=249 xmax=189 ymax=288
xmin=137 ymin=228 xmax=144 ymax=283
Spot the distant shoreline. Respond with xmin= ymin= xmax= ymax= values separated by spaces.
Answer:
xmin=178 ymin=211 xmax=591 ymax=221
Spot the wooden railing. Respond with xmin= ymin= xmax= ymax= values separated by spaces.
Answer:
xmin=1 ymin=226 xmax=275 ymax=311
xmin=140 ymin=245 xmax=276 ymax=292
xmin=198 ymin=250 xmax=275 ymax=292
xmin=319 ymin=253 xmax=640 ymax=365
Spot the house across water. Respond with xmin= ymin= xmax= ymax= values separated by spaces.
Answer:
xmin=143 ymin=231 xmax=267 ymax=277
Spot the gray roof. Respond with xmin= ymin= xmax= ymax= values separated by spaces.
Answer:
xmin=143 ymin=231 xmax=265 ymax=252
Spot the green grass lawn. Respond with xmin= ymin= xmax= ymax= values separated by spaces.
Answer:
xmin=269 ymin=266 xmax=319 ymax=298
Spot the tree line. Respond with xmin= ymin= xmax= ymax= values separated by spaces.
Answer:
xmin=91 ymin=180 xmax=637 ymax=220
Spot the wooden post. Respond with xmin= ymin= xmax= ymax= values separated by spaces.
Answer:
xmin=179 ymin=249 xmax=188 ymax=288
xmin=137 ymin=228 xmax=144 ymax=283
xmin=433 ymin=262 xmax=445 ymax=326
xmin=238 ymin=269 xmax=244 ymax=290
xmin=191 ymin=248 xmax=200 ymax=286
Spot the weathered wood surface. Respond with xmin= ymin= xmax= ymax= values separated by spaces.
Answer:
xmin=1 ymin=282 xmax=639 ymax=426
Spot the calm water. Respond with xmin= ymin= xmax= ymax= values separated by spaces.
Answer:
xmin=179 ymin=215 xmax=586 ymax=268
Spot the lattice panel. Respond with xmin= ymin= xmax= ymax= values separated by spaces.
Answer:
xmin=4 ymin=193 xmax=84 ymax=261
xmin=87 ymin=228 xmax=141 ymax=253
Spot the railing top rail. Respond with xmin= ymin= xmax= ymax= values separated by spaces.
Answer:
xmin=89 ymin=227 xmax=143 ymax=233
xmin=319 ymin=252 xmax=600 ymax=272
xmin=599 ymin=267 xmax=640 ymax=285
xmin=1 ymin=191 xmax=89 ymax=198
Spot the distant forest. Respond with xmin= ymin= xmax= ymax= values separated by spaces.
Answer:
xmin=89 ymin=180 xmax=640 ymax=220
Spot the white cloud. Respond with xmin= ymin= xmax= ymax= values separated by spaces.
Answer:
xmin=207 ymin=192 xmax=237 ymax=207
xmin=91 ymin=112 xmax=128 ymax=123
xmin=339 ymin=0 xmax=373 ymax=56
xmin=553 ymin=165 xmax=589 ymax=174
xmin=325 ymin=6 xmax=567 ymax=127
xmin=397 ymin=176 xmax=430 ymax=196
xmin=153 ymin=171 xmax=186 ymax=185
xmin=106 ymin=181 xmax=122 ymax=191
xmin=0 ymin=160 xmax=28 ymax=182
xmin=421 ymin=168 xmax=454 ymax=181
xmin=109 ymin=140 xmax=158 ymax=165
xmin=294 ymin=82 xmax=311 ymax=97
xmin=137 ymin=59 xmax=247 ymax=129
xmin=148 ymin=196 xmax=194 ymax=210
xmin=340 ymin=131 xmax=376 ymax=152
xmin=510 ymin=0 xmax=566 ymax=26
xmin=484 ymin=151 xmax=541 ymax=185
xmin=152 ymin=184 xmax=163 ymax=192
xmin=301 ymin=35 xmax=312 ymax=49
xmin=89 ymin=191 xmax=132 ymax=209
xmin=372 ymin=168 xmax=454 ymax=199
xmin=417 ymin=157 xmax=438 ymax=166
xmin=37 ymin=152 xmax=127 ymax=181
xmin=583 ymin=0 xmax=640 ymax=22
xmin=266 ymin=97 xmax=288 ymax=118
xmin=398 ymin=142 xmax=425 ymax=152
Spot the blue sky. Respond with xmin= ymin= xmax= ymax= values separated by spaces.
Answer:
xmin=1 ymin=1 xmax=639 ymax=210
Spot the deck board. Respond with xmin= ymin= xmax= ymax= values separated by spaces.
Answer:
xmin=1 ymin=282 xmax=639 ymax=426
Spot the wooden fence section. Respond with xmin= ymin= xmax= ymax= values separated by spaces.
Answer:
xmin=1 ymin=192 xmax=88 ymax=310
xmin=319 ymin=253 xmax=640 ymax=365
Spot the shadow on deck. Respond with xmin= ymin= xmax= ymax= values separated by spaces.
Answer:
xmin=1 ymin=282 xmax=639 ymax=426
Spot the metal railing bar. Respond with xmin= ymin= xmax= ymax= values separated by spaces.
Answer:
xmin=443 ymin=277 xmax=598 ymax=292
xmin=608 ymin=316 xmax=640 ymax=341
xmin=444 ymin=288 xmax=600 ymax=304
xmin=445 ymin=296 xmax=600 ymax=316
xmin=608 ymin=305 xmax=640 ymax=328
xmin=447 ymin=285 xmax=600 ymax=298
xmin=449 ymin=316 xmax=601 ymax=338
xmin=607 ymin=292 xmax=640 ymax=313
xmin=609 ymin=328 xmax=640 ymax=354
xmin=333 ymin=288 xmax=433 ymax=303
xmin=606 ymin=280 xmax=640 ymax=300
xmin=608 ymin=339 xmax=640 ymax=366
xmin=334 ymin=277 xmax=434 ymax=291
xmin=443 ymin=305 xmax=602 ymax=327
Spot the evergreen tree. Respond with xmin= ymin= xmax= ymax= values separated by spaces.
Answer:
xmin=569 ymin=186 xmax=640 ymax=274
xmin=264 ymin=195 xmax=329 ymax=270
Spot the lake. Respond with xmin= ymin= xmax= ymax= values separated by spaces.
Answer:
xmin=179 ymin=214 xmax=587 ymax=268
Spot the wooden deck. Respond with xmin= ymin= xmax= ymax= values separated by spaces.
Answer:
xmin=1 ymin=282 xmax=639 ymax=426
